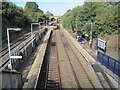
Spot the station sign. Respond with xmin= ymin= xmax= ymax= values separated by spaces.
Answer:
xmin=97 ymin=38 xmax=107 ymax=53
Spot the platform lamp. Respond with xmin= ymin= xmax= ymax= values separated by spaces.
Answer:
xmin=86 ymin=23 xmax=93 ymax=48
xmin=31 ymin=23 xmax=40 ymax=48
xmin=7 ymin=28 xmax=22 ymax=70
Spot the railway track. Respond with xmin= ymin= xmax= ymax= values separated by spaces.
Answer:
xmin=1 ymin=37 xmax=33 ymax=69
xmin=56 ymin=29 xmax=103 ymax=88
xmin=37 ymin=29 xmax=102 ymax=89
xmin=36 ymin=28 xmax=115 ymax=89
xmin=1 ymin=28 xmax=46 ymax=69
xmin=36 ymin=31 xmax=61 ymax=89
xmin=45 ymin=31 xmax=61 ymax=89
xmin=0 ymin=26 xmax=44 ymax=57
xmin=0 ymin=37 xmax=26 ymax=58
xmin=60 ymin=30 xmax=93 ymax=88
xmin=56 ymin=30 xmax=79 ymax=88
xmin=0 ymin=36 xmax=30 ymax=69
xmin=1 ymin=30 xmax=36 ymax=58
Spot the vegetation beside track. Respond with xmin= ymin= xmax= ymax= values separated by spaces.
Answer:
xmin=62 ymin=2 xmax=119 ymax=38
xmin=62 ymin=2 xmax=120 ymax=60
xmin=2 ymin=2 xmax=53 ymax=44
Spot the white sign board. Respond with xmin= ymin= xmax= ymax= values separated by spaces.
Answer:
xmin=97 ymin=38 xmax=107 ymax=51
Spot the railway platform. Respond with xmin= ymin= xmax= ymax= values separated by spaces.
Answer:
xmin=22 ymin=30 xmax=52 ymax=88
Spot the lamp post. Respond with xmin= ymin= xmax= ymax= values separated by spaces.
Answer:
xmin=31 ymin=23 xmax=39 ymax=48
xmin=86 ymin=23 xmax=92 ymax=48
xmin=7 ymin=28 xmax=22 ymax=70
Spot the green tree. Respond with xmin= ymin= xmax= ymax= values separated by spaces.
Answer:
xmin=2 ymin=1 xmax=53 ymax=44
xmin=46 ymin=11 xmax=53 ymax=16
xmin=24 ymin=2 xmax=43 ymax=22
xmin=62 ymin=2 xmax=119 ymax=39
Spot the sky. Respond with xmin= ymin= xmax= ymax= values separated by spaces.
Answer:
xmin=10 ymin=0 xmax=85 ymax=16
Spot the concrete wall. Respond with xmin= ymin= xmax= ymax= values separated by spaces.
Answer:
xmin=0 ymin=70 xmax=23 ymax=89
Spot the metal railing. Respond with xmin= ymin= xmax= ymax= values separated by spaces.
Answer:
xmin=97 ymin=51 xmax=120 ymax=77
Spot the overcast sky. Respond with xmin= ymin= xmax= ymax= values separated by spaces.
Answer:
xmin=11 ymin=0 xmax=85 ymax=16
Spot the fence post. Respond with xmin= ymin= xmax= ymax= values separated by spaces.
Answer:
xmin=97 ymin=51 xmax=99 ymax=62
xmin=107 ymin=56 xmax=109 ymax=69
xmin=113 ymin=60 xmax=116 ymax=74
xmin=104 ymin=41 xmax=107 ymax=54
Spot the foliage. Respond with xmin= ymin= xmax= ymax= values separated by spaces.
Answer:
xmin=24 ymin=2 xmax=43 ymax=22
xmin=62 ymin=2 xmax=119 ymax=40
xmin=2 ymin=2 xmax=53 ymax=43
xmin=2 ymin=2 xmax=31 ymax=41
xmin=46 ymin=11 xmax=53 ymax=17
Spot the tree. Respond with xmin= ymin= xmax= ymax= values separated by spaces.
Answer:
xmin=67 ymin=9 xmax=71 ymax=12
xmin=62 ymin=2 xmax=119 ymax=39
xmin=24 ymin=2 xmax=43 ymax=22
xmin=2 ymin=2 xmax=31 ymax=43
xmin=46 ymin=11 xmax=53 ymax=16
xmin=2 ymin=1 xmax=53 ymax=44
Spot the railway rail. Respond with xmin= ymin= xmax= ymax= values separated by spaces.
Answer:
xmin=35 ymin=28 xmax=116 ymax=89
xmin=1 ymin=36 xmax=27 ymax=58
xmin=35 ymin=31 xmax=61 ymax=89
xmin=1 ymin=27 xmax=46 ymax=69
xmin=0 ymin=26 xmax=44 ymax=57
xmin=45 ymin=31 xmax=61 ymax=89
xmin=1 ymin=37 xmax=34 ymax=69
xmin=56 ymin=30 xmax=102 ymax=88
xmin=62 ymin=29 xmax=117 ymax=88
